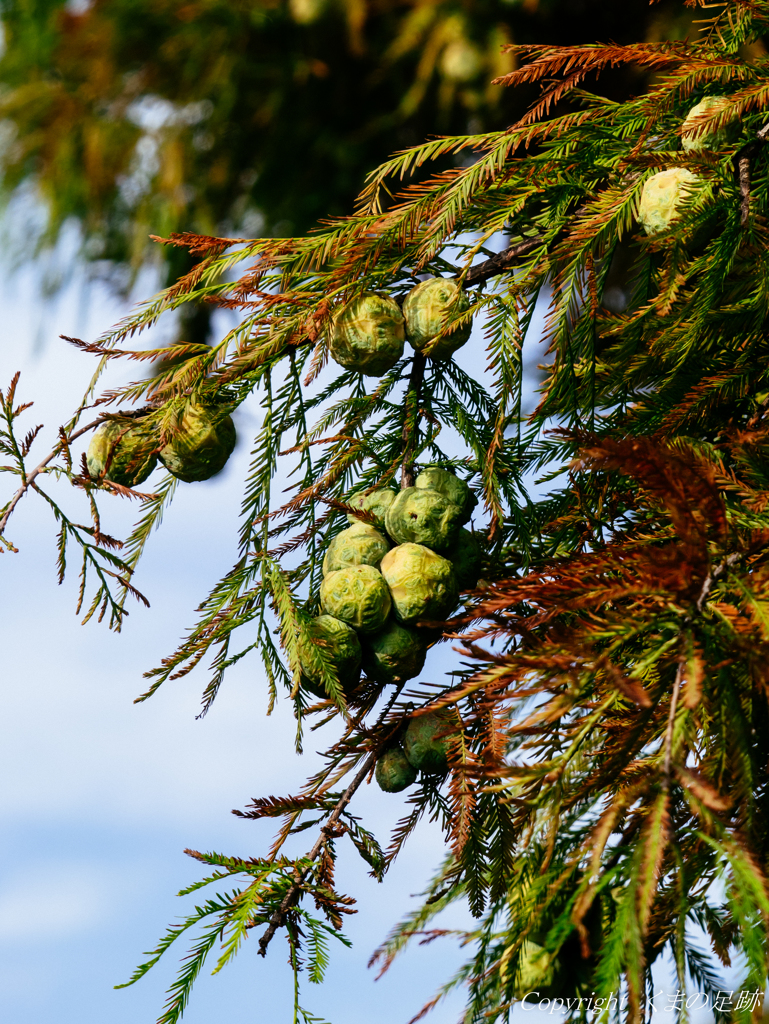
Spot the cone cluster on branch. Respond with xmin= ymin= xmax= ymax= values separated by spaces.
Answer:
xmin=86 ymin=402 xmax=236 ymax=487
xmin=297 ymin=466 xmax=480 ymax=790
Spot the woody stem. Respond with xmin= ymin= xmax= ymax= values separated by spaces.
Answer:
xmin=400 ymin=352 xmax=426 ymax=488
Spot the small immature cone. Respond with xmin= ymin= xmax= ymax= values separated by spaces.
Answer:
xmin=330 ymin=294 xmax=405 ymax=376
xmin=681 ymin=96 xmax=734 ymax=154
xmin=322 ymin=523 xmax=390 ymax=575
xmin=638 ymin=168 xmax=702 ymax=236
xmin=403 ymin=277 xmax=472 ymax=360
xmin=379 ymin=543 xmax=458 ymax=625
xmin=345 ymin=487 xmax=397 ymax=529
xmin=320 ymin=564 xmax=392 ymax=634
xmin=385 ymin=487 xmax=464 ymax=552
xmin=297 ymin=614 xmax=362 ymax=698
xmin=87 ymin=418 xmax=158 ymax=488
xmin=362 ymin=620 xmax=426 ymax=684
xmin=403 ymin=711 xmax=456 ymax=773
xmin=415 ymin=465 xmax=477 ymax=523
xmin=375 ymin=748 xmax=417 ymax=792
xmin=159 ymin=402 xmax=236 ymax=482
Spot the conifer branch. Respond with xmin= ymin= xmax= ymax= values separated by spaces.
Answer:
xmin=736 ymin=121 xmax=769 ymax=227
xmin=461 ymin=237 xmax=543 ymax=288
xmin=0 ymin=416 xmax=104 ymax=536
xmin=256 ymin=745 xmax=383 ymax=956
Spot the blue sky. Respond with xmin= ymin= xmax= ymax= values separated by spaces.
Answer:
xmin=0 ymin=259 xmax=486 ymax=1023
xmin=0 ymin=246 xmax=734 ymax=1024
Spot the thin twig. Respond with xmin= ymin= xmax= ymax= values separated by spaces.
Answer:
xmin=734 ymin=121 xmax=769 ymax=229
xmin=0 ymin=417 xmax=105 ymax=536
xmin=459 ymin=205 xmax=589 ymax=289
xmin=739 ymin=156 xmax=751 ymax=226
xmin=461 ymin=236 xmax=544 ymax=288
xmin=257 ymin=745 xmax=381 ymax=956
xmin=695 ymin=551 xmax=742 ymax=613
xmin=400 ymin=352 xmax=426 ymax=488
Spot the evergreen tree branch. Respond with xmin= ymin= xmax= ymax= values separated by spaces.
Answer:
xmin=256 ymin=744 xmax=383 ymax=957
xmin=0 ymin=415 xmax=104 ymax=536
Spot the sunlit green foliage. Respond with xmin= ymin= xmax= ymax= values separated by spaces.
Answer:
xmin=5 ymin=1 xmax=769 ymax=1022
xmin=0 ymin=0 xmax=693 ymax=310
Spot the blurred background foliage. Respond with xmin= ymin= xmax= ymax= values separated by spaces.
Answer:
xmin=0 ymin=0 xmax=702 ymax=343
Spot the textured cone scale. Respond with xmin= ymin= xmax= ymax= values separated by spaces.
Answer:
xmin=415 ymin=466 xmax=476 ymax=523
xmin=346 ymin=487 xmax=397 ymax=529
xmin=320 ymin=564 xmax=392 ymax=634
xmin=297 ymin=614 xmax=362 ymax=699
xmin=87 ymin=418 xmax=158 ymax=488
xmin=638 ymin=168 xmax=702 ymax=236
xmin=403 ymin=277 xmax=472 ymax=360
xmin=322 ymin=522 xmax=390 ymax=575
xmin=385 ymin=487 xmax=464 ymax=552
xmin=362 ymin=620 xmax=426 ymax=684
xmin=513 ymin=942 xmax=561 ymax=1000
xmin=379 ymin=543 xmax=457 ymax=625
xmin=375 ymin=747 xmax=417 ymax=792
xmin=403 ymin=710 xmax=456 ymax=773
xmin=330 ymin=293 xmax=405 ymax=376
xmin=447 ymin=528 xmax=483 ymax=590
xmin=159 ymin=402 xmax=236 ymax=482
xmin=681 ymin=96 xmax=735 ymax=154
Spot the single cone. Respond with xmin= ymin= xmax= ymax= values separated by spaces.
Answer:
xmin=159 ymin=402 xmax=236 ymax=482
xmin=320 ymin=564 xmax=392 ymax=634
xmin=87 ymin=418 xmax=158 ymax=488
xmin=681 ymin=96 xmax=734 ymax=154
xmin=346 ymin=487 xmax=397 ymax=530
xmin=638 ymin=168 xmax=702 ymax=236
xmin=385 ymin=487 xmax=464 ymax=552
xmin=375 ymin=748 xmax=417 ymax=792
xmin=379 ymin=543 xmax=457 ymax=625
xmin=363 ymin=620 xmax=426 ymax=684
xmin=403 ymin=277 xmax=471 ymax=360
xmin=322 ymin=522 xmax=390 ymax=575
xmin=415 ymin=466 xmax=476 ymax=523
xmin=330 ymin=294 xmax=405 ymax=376
xmin=297 ymin=614 xmax=362 ymax=699
xmin=403 ymin=710 xmax=456 ymax=773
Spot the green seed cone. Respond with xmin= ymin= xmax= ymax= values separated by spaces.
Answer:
xmin=379 ymin=543 xmax=457 ymax=625
xmin=375 ymin=747 xmax=417 ymax=793
xmin=415 ymin=466 xmax=476 ymax=523
xmin=385 ymin=487 xmax=464 ymax=552
xmin=514 ymin=941 xmax=562 ymax=1000
xmin=322 ymin=522 xmax=390 ymax=575
xmin=446 ymin=528 xmax=483 ymax=590
xmin=159 ymin=402 xmax=236 ymax=482
xmin=513 ymin=875 xmax=603 ymax=1000
xmin=681 ymin=95 xmax=735 ymax=154
xmin=346 ymin=487 xmax=397 ymax=530
xmin=86 ymin=418 xmax=158 ymax=488
xmin=362 ymin=620 xmax=426 ymax=684
xmin=403 ymin=277 xmax=472 ymax=360
xmin=297 ymin=614 xmax=362 ymax=700
xmin=403 ymin=710 xmax=456 ymax=773
xmin=638 ymin=168 xmax=702 ymax=236
xmin=320 ymin=564 xmax=392 ymax=634
xmin=330 ymin=293 xmax=405 ymax=376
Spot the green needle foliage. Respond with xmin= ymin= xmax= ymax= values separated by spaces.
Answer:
xmin=0 ymin=0 xmax=692 ymax=320
xmin=6 ymin=1 xmax=769 ymax=1021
